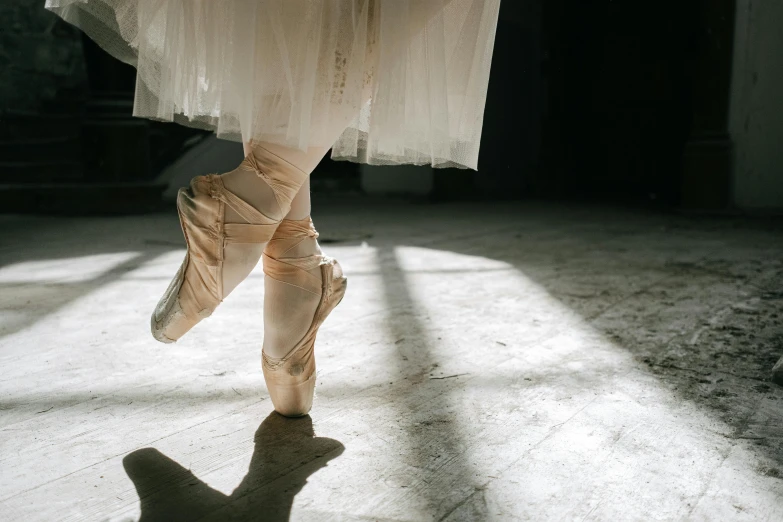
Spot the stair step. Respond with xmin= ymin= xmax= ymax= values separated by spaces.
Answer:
xmin=0 ymin=182 xmax=167 ymax=215
xmin=0 ymin=112 xmax=82 ymax=141
xmin=0 ymin=135 xmax=83 ymax=163
xmin=0 ymin=161 xmax=84 ymax=183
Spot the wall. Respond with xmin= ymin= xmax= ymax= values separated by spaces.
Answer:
xmin=361 ymin=165 xmax=434 ymax=196
xmin=0 ymin=0 xmax=86 ymax=113
xmin=0 ymin=1 xmax=88 ymax=190
xmin=730 ymin=0 xmax=783 ymax=210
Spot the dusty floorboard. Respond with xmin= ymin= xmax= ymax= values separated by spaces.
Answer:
xmin=0 ymin=200 xmax=782 ymax=521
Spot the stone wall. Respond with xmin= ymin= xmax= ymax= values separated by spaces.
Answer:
xmin=730 ymin=0 xmax=783 ymax=210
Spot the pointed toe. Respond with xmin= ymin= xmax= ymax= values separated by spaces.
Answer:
xmin=263 ymin=369 xmax=316 ymax=417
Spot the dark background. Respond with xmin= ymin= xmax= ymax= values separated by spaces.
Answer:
xmin=0 ymin=1 xmax=749 ymax=213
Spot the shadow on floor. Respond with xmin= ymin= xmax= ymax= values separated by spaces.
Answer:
xmin=0 ymin=212 xmax=183 ymax=340
xmin=408 ymin=208 xmax=783 ymax=475
xmin=373 ymin=245 xmax=489 ymax=520
xmin=123 ymin=413 xmax=344 ymax=521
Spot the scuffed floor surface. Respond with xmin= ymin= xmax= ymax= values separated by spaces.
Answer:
xmin=1 ymin=200 xmax=782 ymax=521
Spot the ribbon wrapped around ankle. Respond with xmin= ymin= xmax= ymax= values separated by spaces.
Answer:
xmin=262 ymin=217 xmax=324 ymax=296
xmin=243 ymin=149 xmax=309 ymax=215
xmin=201 ymin=175 xmax=281 ymax=243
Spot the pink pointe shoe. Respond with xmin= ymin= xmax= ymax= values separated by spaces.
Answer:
xmin=151 ymin=153 xmax=307 ymax=343
xmin=261 ymin=217 xmax=347 ymax=417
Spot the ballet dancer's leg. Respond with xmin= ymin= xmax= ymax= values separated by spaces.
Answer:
xmin=250 ymin=0 xmax=461 ymax=414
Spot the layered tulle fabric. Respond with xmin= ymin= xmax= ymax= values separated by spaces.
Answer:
xmin=46 ymin=0 xmax=501 ymax=169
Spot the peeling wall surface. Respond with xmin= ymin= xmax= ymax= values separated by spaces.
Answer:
xmin=730 ymin=0 xmax=783 ymax=210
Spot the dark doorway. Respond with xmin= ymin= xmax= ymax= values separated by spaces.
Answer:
xmin=540 ymin=1 xmax=703 ymax=205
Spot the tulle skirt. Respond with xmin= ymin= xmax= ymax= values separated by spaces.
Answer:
xmin=45 ymin=0 xmax=501 ymax=169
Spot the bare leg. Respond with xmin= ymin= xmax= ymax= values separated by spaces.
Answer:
xmin=240 ymin=145 xmax=341 ymax=361
xmin=242 ymin=142 xmax=323 ymax=221
xmin=257 ymin=155 xmax=327 ymax=360
xmin=285 ymin=177 xmax=312 ymax=221
xmin=219 ymin=144 xmax=329 ymax=297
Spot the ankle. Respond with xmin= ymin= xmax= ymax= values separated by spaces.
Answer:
xmin=250 ymin=142 xmax=329 ymax=174
xmin=222 ymin=147 xmax=312 ymax=224
xmin=284 ymin=178 xmax=311 ymax=220
xmin=265 ymin=217 xmax=322 ymax=259
xmin=221 ymin=166 xmax=284 ymax=222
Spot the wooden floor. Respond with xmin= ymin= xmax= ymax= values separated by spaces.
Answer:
xmin=1 ymin=200 xmax=782 ymax=521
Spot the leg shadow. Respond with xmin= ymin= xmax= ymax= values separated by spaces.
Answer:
xmin=123 ymin=412 xmax=344 ymax=522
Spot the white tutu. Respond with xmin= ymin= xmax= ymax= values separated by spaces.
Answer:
xmin=45 ymin=0 xmax=501 ymax=169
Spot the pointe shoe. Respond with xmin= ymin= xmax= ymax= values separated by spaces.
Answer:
xmin=262 ymin=218 xmax=347 ymax=417
xmin=151 ymin=152 xmax=307 ymax=343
